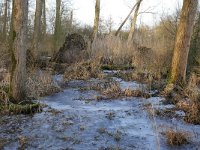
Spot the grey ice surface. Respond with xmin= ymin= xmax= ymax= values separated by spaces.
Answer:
xmin=1 ymin=74 xmax=200 ymax=150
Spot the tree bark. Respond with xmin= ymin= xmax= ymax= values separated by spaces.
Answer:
xmin=188 ymin=12 xmax=200 ymax=69
xmin=32 ymin=0 xmax=43 ymax=58
xmin=42 ymin=0 xmax=46 ymax=36
xmin=92 ymin=0 xmax=100 ymax=40
xmin=127 ymin=0 xmax=142 ymax=44
xmin=170 ymin=0 xmax=198 ymax=84
xmin=10 ymin=0 xmax=28 ymax=102
xmin=9 ymin=0 xmax=14 ymax=44
xmin=54 ymin=0 xmax=61 ymax=52
xmin=2 ymin=0 xmax=8 ymax=40
xmin=70 ymin=10 xmax=73 ymax=29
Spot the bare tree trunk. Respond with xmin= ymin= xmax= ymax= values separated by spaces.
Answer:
xmin=188 ymin=12 xmax=200 ymax=70
xmin=54 ymin=0 xmax=61 ymax=53
xmin=2 ymin=0 xmax=8 ymax=40
xmin=92 ymin=0 xmax=100 ymax=40
xmin=115 ymin=2 xmax=139 ymax=36
xmin=170 ymin=0 xmax=198 ymax=84
xmin=70 ymin=10 xmax=73 ymax=29
xmin=32 ymin=0 xmax=42 ymax=58
xmin=127 ymin=0 xmax=142 ymax=44
xmin=8 ymin=0 xmax=14 ymax=46
xmin=42 ymin=0 xmax=46 ymax=36
xmin=10 ymin=0 xmax=28 ymax=102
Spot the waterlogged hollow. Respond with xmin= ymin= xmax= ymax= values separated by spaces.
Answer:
xmin=0 ymin=72 xmax=200 ymax=150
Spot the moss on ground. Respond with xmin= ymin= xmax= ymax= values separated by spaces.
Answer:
xmin=0 ymin=102 xmax=41 ymax=115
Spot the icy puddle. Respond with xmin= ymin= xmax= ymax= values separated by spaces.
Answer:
xmin=0 ymin=77 xmax=200 ymax=150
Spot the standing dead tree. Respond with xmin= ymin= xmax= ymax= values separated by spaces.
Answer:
xmin=92 ymin=0 xmax=100 ymax=40
xmin=115 ymin=1 xmax=139 ymax=36
xmin=128 ymin=0 xmax=143 ymax=44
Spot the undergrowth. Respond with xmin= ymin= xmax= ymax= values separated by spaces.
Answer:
xmin=0 ymin=69 xmax=59 ymax=115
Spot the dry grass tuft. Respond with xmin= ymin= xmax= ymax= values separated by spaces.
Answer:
xmin=182 ymin=74 xmax=200 ymax=124
xmin=102 ymin=82 xmax=122 ymax=99
xmin=64 ymin=60 xmax=103 ymax=81
xmin=26 ymin=70 xmax=60 ymax=99
xmin=100 ymin=84 xmax=150 ymax=99
xmin=124 ymin=89 xmax=150 ymax=98
xmin=184 ymin=102 xmax=200 ymax=125
xmin=165 ymin=129 xmax=189 ymax=146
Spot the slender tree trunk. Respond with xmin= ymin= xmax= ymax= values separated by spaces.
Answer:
xmin=2 ymin=0 xmax=8 ymax=40
xmin=115 ymin=2 xmax=138 ymax=36
xmin=42 ymin=0 xmax=46 ymax=36
xmin=32 ymin=0 xmax=43 ymax=58
xmin=10 ymin=0 xmax=28 ymax=102
xmin=54 ymin=0 xmax=61 ymax=52
xmin=127 ymin=0 xmax=142 ymax=44
xmin=70 ymin=10 xmax=73 ymax=29
xmin=92 ymin=0 xmax=100 ymax=40
xmin=7 ymin=0 xmax=11 ymax=33
xmin=170 ymin=0 xmax=198 ymax=84
xmin=9 ymin=0 xmax=14 ymax=43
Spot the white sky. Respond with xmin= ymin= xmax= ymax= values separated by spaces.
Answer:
xmin=44 ymin=0 xmax=186 ymax=30
xmin=72 ymin=0 xmax=183 ymax=27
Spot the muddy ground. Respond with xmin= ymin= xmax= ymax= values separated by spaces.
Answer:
xmin=0 ymin=71 xmax=200 ymax=150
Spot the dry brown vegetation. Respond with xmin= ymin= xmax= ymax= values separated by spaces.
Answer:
xmin=165 ymin=129 xmax=189 ymax=146
xmin=26 ymin=69 xmax=61 ymax=99
xmin=64 ymin=60 xmax=103 ymax=81
xmin=161 ymin=73 xmax=200 ymax=124
xmin=0 ymin=67 xmax=59 ymax=114
xmin=91 ymin=79 xmax=150 ymax=99
xmin=183 ymin=74 xmax=200 ymax=124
